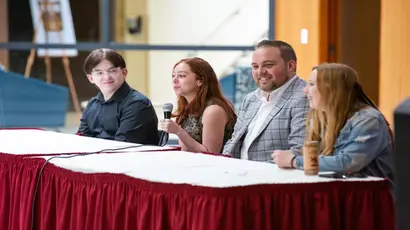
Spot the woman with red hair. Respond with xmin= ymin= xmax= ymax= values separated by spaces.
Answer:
xmin=160 ymin=57 xmax=237 ymax=153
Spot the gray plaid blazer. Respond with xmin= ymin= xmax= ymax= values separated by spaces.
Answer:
xmin=222 ymin=76 xmax=309 ymax=162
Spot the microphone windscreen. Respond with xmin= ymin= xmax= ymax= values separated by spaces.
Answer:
xmin=162 ymin=103 xmax=173 ymax=112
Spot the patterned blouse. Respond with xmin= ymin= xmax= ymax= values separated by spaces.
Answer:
xmin=180 ymin=101 xmax=235 ymax=153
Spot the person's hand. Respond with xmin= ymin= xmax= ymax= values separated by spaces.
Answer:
xmin=160 ymin=119 xmax=182 ymax=135
xmin=271 ymin=150 xmax=295 ymax=168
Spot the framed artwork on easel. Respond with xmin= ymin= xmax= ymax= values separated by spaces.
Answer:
xmin=27 ymin=0 xmax=81 ymax=113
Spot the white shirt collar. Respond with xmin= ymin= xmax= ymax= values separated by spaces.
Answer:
xmin=256 ymin=75 xmax=298 ymax=101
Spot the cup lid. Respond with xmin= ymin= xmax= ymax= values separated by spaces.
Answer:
xmin=304 ymin=140 xmax=319 ymax=146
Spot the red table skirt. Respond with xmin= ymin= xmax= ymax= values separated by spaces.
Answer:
xmin=0 ymin=154 xmax=395 ymax=230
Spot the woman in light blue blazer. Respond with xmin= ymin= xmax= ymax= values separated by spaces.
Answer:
xmin=273 ymin=63 xmax=394 ymax=185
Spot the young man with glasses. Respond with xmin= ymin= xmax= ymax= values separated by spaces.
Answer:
xmin=78 ymin=48 xmax=158 ymax=145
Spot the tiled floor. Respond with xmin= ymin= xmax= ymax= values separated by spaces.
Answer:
xmin=65 ymin=112 xmax=81 ymax=126
xmin=48 ymin=112 xmax=81 ymax=133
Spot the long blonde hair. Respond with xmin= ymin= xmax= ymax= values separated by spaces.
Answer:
xmin=306 ymin=63 xmax=393 ymax=156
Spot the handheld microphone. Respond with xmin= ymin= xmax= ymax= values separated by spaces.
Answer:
xmin=159 ymin=103 xmax=173 ymax=146
xmin=163 ymin=103 xmax=173 ymax=119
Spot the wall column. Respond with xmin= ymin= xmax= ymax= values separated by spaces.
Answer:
xmin=117 ymin=0 xmax=149 ymax=95
xmin=379 ymin=0 xmax=410 ymax=125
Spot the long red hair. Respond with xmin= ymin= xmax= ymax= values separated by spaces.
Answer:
xmin=172 ymin=57 xmax=236 ymax=125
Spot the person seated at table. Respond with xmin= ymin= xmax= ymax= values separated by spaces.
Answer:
xmin=160 ymin=57 xmax=237 ymax=153
xmin=78 ymin=48 xmax=158 ymax=145
xmin=272 ymin=63 xmax=394 ymax=183
xmin=222 ymin=40 xmax=309 ymax=161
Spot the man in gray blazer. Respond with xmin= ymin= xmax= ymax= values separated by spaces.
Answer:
xmin=223 ymin=40 xmax=309 ymax=162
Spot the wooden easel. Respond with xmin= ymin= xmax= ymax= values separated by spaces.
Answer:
xmin=25 ymin=0 xmax=81 ymax=113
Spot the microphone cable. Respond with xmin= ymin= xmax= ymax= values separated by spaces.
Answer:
xmin=29 ymin=144 xmax=145 ymax=230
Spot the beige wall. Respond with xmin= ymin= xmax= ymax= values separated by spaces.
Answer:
xmin=0 ymin=0 xmax=8 ymax=68
xmin=117 ymin=0 xmax=149 ymax=95
xmin=379 ymin=0 xmax=410 ymax=125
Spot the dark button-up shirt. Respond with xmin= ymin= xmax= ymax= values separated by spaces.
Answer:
xmin=78 ymin=82 xmax=158 ymax=145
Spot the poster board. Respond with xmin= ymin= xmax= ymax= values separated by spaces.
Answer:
xmin=29 ymin=0 xmax=78 ymax=57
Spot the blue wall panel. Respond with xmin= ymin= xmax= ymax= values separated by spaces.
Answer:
xmin=0 ymin=69 xmax=69 ymax=127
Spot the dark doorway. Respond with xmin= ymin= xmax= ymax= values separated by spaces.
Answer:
xmin=8 ymin=0 xmax=101 ymax=111
xmin=323 ymin=0 xmax=381 ymax=105
xmin=340 ymin=0 xmax=381 ymax=105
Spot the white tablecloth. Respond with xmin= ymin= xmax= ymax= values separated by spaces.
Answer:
xmin=0 ymin=129 xmax=176 ymax=154
xmin=0 ymin=130 xmax=393 ymax=230
xmin=41 ymin=150 xmax=383 ymax=188
xmin=0 ymin=129 xmax=384 ymax=187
